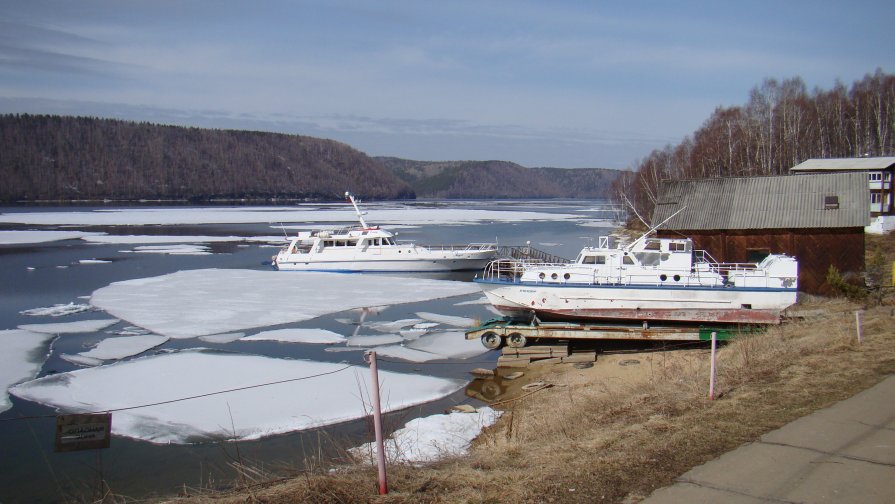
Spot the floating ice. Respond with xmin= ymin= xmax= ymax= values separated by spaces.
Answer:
xmin=78 ymin=259 xmax=112 ymax=264
xmin=404 ymin=331 xmax=490 ymax=360
xmin=351 ymin=407 xmax=501 ymax=464
xmin=77 ymin=335 xmax=169 ymax=360
xmin=198 ymin=333 xmax=246 ymax=344
xmin=413 ymin=322 xmax=440 ymax=329
xmin=415 ymin=312 xmax=478 ymax=328
xmin=0 ymin=207 xmax=578 ymax=227
xmin=19 ymin=303 xmax=93 ymax=317
xmin=0 ymin=329 xmax=56 ymax=413
xmin=0 ymin=230 xmax=101 ymax=245
xmin=59 ymin=354 xmax=103 ymax=367
xmin=364 ymin=318 xmax=425 ymax=333
xmin=399 ymin=328 xmax=427 ymax=340
xmin=83 ymin=235 xmax=245 ymax=244
xmin=124 ymin=244 xmax=211 ymax=255
xmin=372 ymin=346 xmax=442 ymax=363
xmin=241 ymin=329 xmax=346 ymax=344
xmin=454 ymin=297 xmax=491 ymax=306
xmin=90 ymin=269 xmax=480 ymax=339
xmin=18 ymin=319 xmax=120 ymax=334
xmin=345 ymin=334 xmax=404 ymax=347
xmin=10 ymin=350 xmax=466 ymax=444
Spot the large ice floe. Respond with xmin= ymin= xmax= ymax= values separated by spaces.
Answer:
xmin=0 ymin=230 xmax=101 ymax=245
xmin=9 ymin=350 xmax=466 ymax=444
xmin=89 ymin=269 xmax=480 ymax=339
xmin=0 ymin=329 xmax=57 ymax=413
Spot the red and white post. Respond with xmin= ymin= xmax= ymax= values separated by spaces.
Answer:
xmin=709 ymin=331 xmax=717 ymax=400
xmin=365 ymin=351 xmax=388 ymax=495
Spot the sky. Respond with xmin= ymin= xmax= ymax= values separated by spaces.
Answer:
xmin=0 ymin=1 xmax=892 ymax=169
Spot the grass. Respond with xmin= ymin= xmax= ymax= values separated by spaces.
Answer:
xmin=155 ymin=235 xmax=895 ymax=504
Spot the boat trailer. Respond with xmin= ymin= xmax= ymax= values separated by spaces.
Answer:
xmin=465 ymin=316 xmax=755 ymax=350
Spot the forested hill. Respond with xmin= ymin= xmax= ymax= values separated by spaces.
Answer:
xmin=0 ymin=114 xmax=621 ymax=203
xmin=376 ymin=157 xmax=620 ymax=198
xmin=0 ymin=114 xmax=414 ymax=203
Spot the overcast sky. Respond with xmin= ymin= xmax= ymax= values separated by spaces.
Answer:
xmin=1 ymin=1 xmax=892 ymax=169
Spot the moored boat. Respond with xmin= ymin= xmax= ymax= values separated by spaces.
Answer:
xmin=474 ymin=233 xmax=798 ymax=325
xmin=272 ymin=192 xmax=497 ymax=272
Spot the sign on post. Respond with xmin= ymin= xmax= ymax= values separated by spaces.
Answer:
xmin=55 ymin=413 xmax=112 ymax=452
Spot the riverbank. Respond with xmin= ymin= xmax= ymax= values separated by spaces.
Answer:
xmin=153 ymin=291 xmax=893 ymax=503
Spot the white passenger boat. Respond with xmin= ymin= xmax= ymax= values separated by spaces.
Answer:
xmin=272 ymin=192 xmax=497 ymax=272
xmin=474 ymin=232 xmax=798 ymax=325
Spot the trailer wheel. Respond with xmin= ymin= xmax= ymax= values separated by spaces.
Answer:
xmin=507 ymin=332 xmax=527 ymax=348
xmin=480 ymin=332 xmax=503 ymax=350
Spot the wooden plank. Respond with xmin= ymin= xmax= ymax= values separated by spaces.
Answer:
xmin=497 ymin=356 xmax=530 ymax=368
xmin=562 ymin=352 xmax=597 ymax=363
xmin=529 ymin=357 xmax=564 ymax=366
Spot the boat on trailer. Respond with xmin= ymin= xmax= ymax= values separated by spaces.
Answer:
xmin=474 ymin=229 xmax=798 ymax=325
xmin=272 ymin=192 xmax=497 ymax=273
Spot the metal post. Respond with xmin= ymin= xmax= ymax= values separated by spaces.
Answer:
xmin=365 ymin=351 xmax=388 ymax=495
xmin=855 ymin=310 xmax=863 ymax=344
xmin=709 ymin=331 xmax=717 ymax=400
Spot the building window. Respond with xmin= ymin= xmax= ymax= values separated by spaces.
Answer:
xmin=824 ymin=195 xmax=839 ymax=209
xmin=869 ymin=172 xmax=883 ymax=181
xmin=871 ymin=192 xmax=882 ymax=204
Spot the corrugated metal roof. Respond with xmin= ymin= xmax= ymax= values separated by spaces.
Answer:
xmin=651 ymin=173 xmax=869 ymax=230
xmin=790 ymin=156 xmax=895 ymax=171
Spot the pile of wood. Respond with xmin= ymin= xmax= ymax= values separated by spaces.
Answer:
xmin=496 ymin=343 xmax=597 ymax=367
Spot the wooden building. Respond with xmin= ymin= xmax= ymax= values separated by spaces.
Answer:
xmin=790 ymin=156 xmax=895 ymax=217
xmin=650 ymin=173 xmax=869 ymax=295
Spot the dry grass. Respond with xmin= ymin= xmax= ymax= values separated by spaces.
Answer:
xmin=161 ymin=237 xmax=895 ymax=504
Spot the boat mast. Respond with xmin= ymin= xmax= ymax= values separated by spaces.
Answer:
xmin=624 ymin=206 xmax=687 ymax=252
xmin=345 ymin=191 xmax=370 ymax=228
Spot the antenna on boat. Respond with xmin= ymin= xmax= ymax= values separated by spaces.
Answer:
xmin=624 ymin=206 xmax=687 ymax=252
xmin=279 ymin=222 xmax=288 ymax=240
xmin=345 ymin=191 xmax=370 ymax=229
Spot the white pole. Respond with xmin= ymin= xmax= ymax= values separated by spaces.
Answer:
xmin=855 ymin=311 xmax=863 ymax=344
xmin=365 ymin=351 xmax=388 ymax=495
xmin=709 ymin=331 xmax=717 ymax=400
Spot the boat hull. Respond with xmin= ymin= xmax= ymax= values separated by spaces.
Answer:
xmin=274 ymin=255 xmax=494 ymax=273
xmin=476 ymin=279 xmax=797 ymax=324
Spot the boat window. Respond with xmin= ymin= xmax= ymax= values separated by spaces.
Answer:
xmin=581 ymin=255 xmax=606 ymax=265
xmin=669 ymin=241 xmax=688 ymax=252
xmin=644 ymin=240 xmax=661 ymax=250
xmin=323 ymin=240 xmax=334 ymax=247
xmin=623 ymin=256 xmax=635 ymax=265
xmin=348 ymin=239 xmax=358 ymax=246
xmin=634 ymin=251 xmax=661 ymax=266
xmin=383 ymin=237 xmax=394 ymax=245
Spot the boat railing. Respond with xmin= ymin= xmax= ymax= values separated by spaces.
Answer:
xmin=420 ymin=242 xmax=497 ymax=252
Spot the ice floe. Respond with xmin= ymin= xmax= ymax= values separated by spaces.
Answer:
xmin=83 ymin=234 xmax=246 ymax=244
xmin=198 ymin=332 xmax=246 ymax=344
xmin=89 ymin=269 xmax=480 ymax=339
xmin=124 ymin=244 xmax=212 ymax=255
xmin=75 ymin=335 xmax=169 ymax=360
xmin=0 ymin=329 xmax=56 ymax=413
xmin=372 ymin=330 xmax=490 ymax=363
xmin=78 ymin=259 xmax=112 ymax=264
xmin=0 ymin=207 xmax=578 ymax=227
xmin=364 ymin=318 xmax=425 ymax=333
xmin=415 ymin=312 xmax=478 ymax=328
xmin=19 ymin=303 xmax=93 ymax=317
xmin=0 ymin=230 xmax=101 ymax=245
xmin=345 ymin=334 xmax=404 ymax=347
xmin=9 ymin=350 xmax=466 ymax=444
xmin=60 ymin=354 xmax=103 ymax=367
xmin=241 ymin=328 xmax=346 ymax=344
xmin=352 ymin=407 xmax=501 ymax=464
xmin=18 ymin=319 xmax=120 ymax=334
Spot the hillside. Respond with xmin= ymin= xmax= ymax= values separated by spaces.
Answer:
xmin=0 ymin=114 xmax=621 ymax=203
xmin=0 ymin=114 xmax=414 ymax=203
xmin=376 ymin=157 xmax=620 ymax=198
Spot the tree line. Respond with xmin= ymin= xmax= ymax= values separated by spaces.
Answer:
xmin=613 ymin=68 xmax=895 ymax=222
xmin=0 ymin=114 xmax=621 ymax=204
xmin=0 ymin=114 xmax=415 ymax=203
xmin=375 ymin=157 xmax=620 ymax=199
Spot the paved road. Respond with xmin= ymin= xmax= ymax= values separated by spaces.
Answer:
xmin=641 ymin=375 xmax=895 ymax=504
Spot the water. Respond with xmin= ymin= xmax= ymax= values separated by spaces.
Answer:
xmin=0 ymin=199 xmax=617 ymax=503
